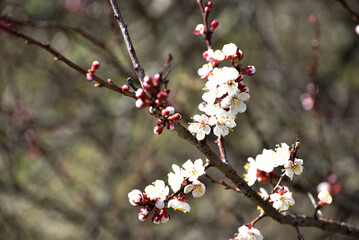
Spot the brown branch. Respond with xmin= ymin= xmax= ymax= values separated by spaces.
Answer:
xmin=336 ymin=0 xmax=359 ymax=22
xmin=109 ymin=0 xmax=145 ymax=87
xmin=0 ymin=15 xmax=133 ymax=77
xmin=0 ymin=23 xmax=135 ymax=99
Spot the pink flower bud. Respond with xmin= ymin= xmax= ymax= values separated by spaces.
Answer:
xmin=157 ymin=91 xmax=168 ymax=100
xmin=204 ymin=1 xmax=213 ymax=12
xmin=154 ymin=125 xmax=164 ymax=135
xmin=138 ymin=212 xmax=149 ymax=221
xmin=237 ymin=49 xmax=244 ymax=60
xmin=152 ymin=212 xmax=161 ymax=224
xmin=91 ymin=61 xmax=100 ymax=72
xmin=210 ymin=20 xmax=219 ymax=31
xmin=148 ymin=107 xmax=156 ymax=115
xmin=153 ymin=73 xmax=161 ymax=87
xmin=168 ymin=113 xmax=182 ymax=121
xmin=166 ymin=122 xmax=175 ymax=131
xmin=121 ymin=84 xmax=130 ymax=92
xmin=136 ymin=89 xmax=146 ymax=98
xmin=309 ymin=14 xmax=317 ymax=24
xmin=242 ymin=65 xmax=256 ymax=75
xmin=135 ymin=99 xmax=146 ymax=108
xmin=161 ymin=106 xmax=175 ymax=116
xmin=86 ymin=72 xmax=93 ymax=81
xmin=157 ymin=119 xmax=165 ymax=126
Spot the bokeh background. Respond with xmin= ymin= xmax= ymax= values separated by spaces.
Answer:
xmin=1 ymin=0 xmax=359 ymax=239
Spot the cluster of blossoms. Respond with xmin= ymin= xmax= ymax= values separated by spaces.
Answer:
xmin=128 ymin=159 xmax=206 ymax=224
xmin=243 ymin=143 xmax=303 ymax=212
xmin=229 ymin=224 xmax=263 ymax=240
xmin=189 ymin=43 xmax=254 ymax=140
xmin=132 ymin=73 xmax=182 ymax=135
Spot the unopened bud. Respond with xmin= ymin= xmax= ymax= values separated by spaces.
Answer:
xmin=91 ymin=61 xmax=100 ymax=72
xmin=86 ymin=72 xmax=93 ymax=81
xmin=135 ymin=99 xmax=146 ymax=108
xmin=210 ymin=20 xmax=219 ymax=31
xmin=94 ymin=83 xmax=101 ymax=88
xmin=168 ymin=113 xmax=182 ymax=121
xmin=237 ymin=49 xmax=244 ymax=60
xmin=121 ymin=84 xmax=130 ymax=92
xmin=161 ymin=106 xmax=175 ymax=116
xmin=166 ymin=121 xmax=175 ymax=131
xmin=205 ymin=1 xmax=213 ymax=11
xmin=136 ymin=88 xmax=146 ymax=98
xmin=143 ymin=75 xmax=152 ymax=85
xmin=153 ymin=73 xmax=161 ymax=87
xmin=242 ymin=65 xmax=256 ymax=75
xmin=154 ymin=125 xmax=164 ymax=135
xmin=157 ymin=91 xmax=168 ymax=100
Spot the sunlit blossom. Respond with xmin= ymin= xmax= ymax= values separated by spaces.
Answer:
xmin=284 ymin=159 xmax=303 ymax=179
xmin=128 ymin=189 xmax=143 ymax=206
xmin=244 ymin=157 xmax=257 ymax=186
xmin=184 ymin=179 xmax=206 ymax=198
xmin=168 ymin=199 xmax=191 ymax=213
xmin=231 ymin=225 xmax=263 ymax=240
xmin=318 ymin=190 xmax=333 ymax=205
xmin=168 ymin=164 xmax=184 ymax=192
xmin=182 ymin=159 xmax=205 ymax=182
xmin=144 ymin=180 xmax=169 ymax=201
xmin=270 ymin=191 xmax=295 ymax=211
xmin=188 ymin=114 xmax=215 ymax=140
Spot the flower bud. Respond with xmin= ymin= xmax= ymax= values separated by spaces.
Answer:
xmin=242 ymin=65 xmax=256 ymax=75
xmin=204 ymin=1 xmax=213 ymax=12
xmin=168 ymin=113 xmax=182 ymax=121
xmin=155 ymin=199 xmax=165 ymax=209
xmin=90 ymin=61 xmax=100 ymax=72
xmin=121 ymin=84 xmax=130 ymax=92
xmin=161 ymin=106 xmax=175 ymax=116
xmin=166 ymin=121 xmax=175 ymax=131
xmin=135 ymin=99 xmax=146 ymax=108
xmin=152 ymin=212 xmax=161 ymax=224
xmin=157 ymin=91 xmax=168 ymax=100
xmin=154 ymin=125 xmax=164 ymax=135
xmin=86 ymin=72 xmax=93 ymax=81
xmin=237 ymin=49 xmax=244 ymax=60
xmin=136 ymin=88 xmax=146 ymax=98
xmin=193 ymin=24 xmax=205 ymax=35
xmin=153 ymin=73 xmax=161 ymax=87
xmin=210 ymin=20 xmax=219 ymax=31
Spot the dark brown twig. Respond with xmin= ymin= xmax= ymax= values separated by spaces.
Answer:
xmin=0 ymin=16 xmax=132 ymax=77
xmin=0 ymin=23 xmax=135 ymax=99
xmin=109 ymin=0 xmax=145 ymax=87
xmin=336 ymin=0 xmax=359 ymax=22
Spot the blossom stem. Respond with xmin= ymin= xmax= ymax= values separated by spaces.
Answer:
xmin=271 ymin=172 xmax=286 ymax=193
xmin=197 ymin=0 xmax=212 ymax=49
xmin=250 ymin=212 xmax=266 ymax=226
xmin=216 ymin=136 xmax=227 ymax=163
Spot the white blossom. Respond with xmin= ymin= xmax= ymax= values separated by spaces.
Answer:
xmin=270 ymin=191 xmax=295 ymax=211
xmin=284 ymin=159 xmax=303 ymax=179
xmin=184 ymin=179 xmax=206 ymax=198
xmin=256 ymin=149 xmax=276 ymax=173
xmin=198 ymin=63 xmax=213 ymax=78
xmin=144 ymin=180 xmax=169 ymax=201
xmin=168 ymin=164 xmax=184 ymax=192
xmin=274 ymin=143 xmax=290 ymax=167
xmin=128 ymin=189 xmax=143 ymax=206
xmin=244 ymin=157 xmax=257 ymax=186
xmin=182 ymin=159 xmax=205 ymax=182
xmin=211 ymin=116 xmax=236 ymax=137
xmin=318 ymin=190 xmax=333 ymax=205
xmin=188 ymin=114 xmax=214 ymax=140
xmin=168 ymin=199 xmax=190 ymax=213
xmin=222 ymin=43 xmax=238 ymax=57
xmin=234 ymin=225 xmax=263 ymax=240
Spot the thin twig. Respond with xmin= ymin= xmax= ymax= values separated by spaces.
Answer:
xmin=336 ymin=0 xmax=359 ymax=22
xmin=109 ymin=0 xmax=145 ymax=87
xmin=205 ymin=173 xmax=242 ymax=193
xmin=0 ymin=16 xmax=132 ymax=77
xmin=215 ymin=136 xmax=227 ymax=163
xmin=0 ymin=23 xmax=135 ymax=99
xmin=197 ymin=0 xmax=212 ymax=49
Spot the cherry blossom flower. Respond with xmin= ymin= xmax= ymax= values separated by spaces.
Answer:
xmin=284 ymin=158 xmax=304 ymax=179
xmin=168 ymin=199 xmax=191 ymax=213
xmin=198 ymin=63 xmax=213 ymax=79
xmin=188 ymin=114 xmax=215 ymax=140
xmin=230 ymin=225 xmax=263 ymax=240
xmin=273 ymin=143 xmax=290 ymax=167
xmin=168 ymin=164 xmax=185 ymax=192
xmin=193 ymin=24 xmax=205 ymax=35
xmin=221 ymin=91 xmax=250 ymax=116
xmin=182 ymin=159 xmax=205 ymax=182
xmin=144 ymin=180 xmax=169 ymax=201
xmin=318 ymin=190 xmax=333 ymax=206
xmin=270 ymin=190 xmax=295 ymax=211
xmin=244 ymin=157 xmax=257 ymax=186
xmin=211 ymin=116 xmax=236 ymax=137
xmin=222 ymin=43 xmax=238 ymax=58
xmin=256 ymin=149 xmax=276 ymax=173
xmin=184 ymin=179 xmax=206 ymax=198
xmin=128 ymin=189 xmax=143 ymax=206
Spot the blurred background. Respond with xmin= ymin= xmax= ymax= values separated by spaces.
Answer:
xmin=1 ymin=0 xmax=359 ymax=239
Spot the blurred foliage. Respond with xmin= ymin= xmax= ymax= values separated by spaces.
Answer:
xmin=1 ymin=0 xmax=359 ymax=239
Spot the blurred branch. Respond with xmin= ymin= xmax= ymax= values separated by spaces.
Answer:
xmin=0 ymin=23 xmax=135 ymax=99
xmin=336 ymin=0 xmax=359 ymax=22
xmin=0 ymin=15 xmax=133 ymax=77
